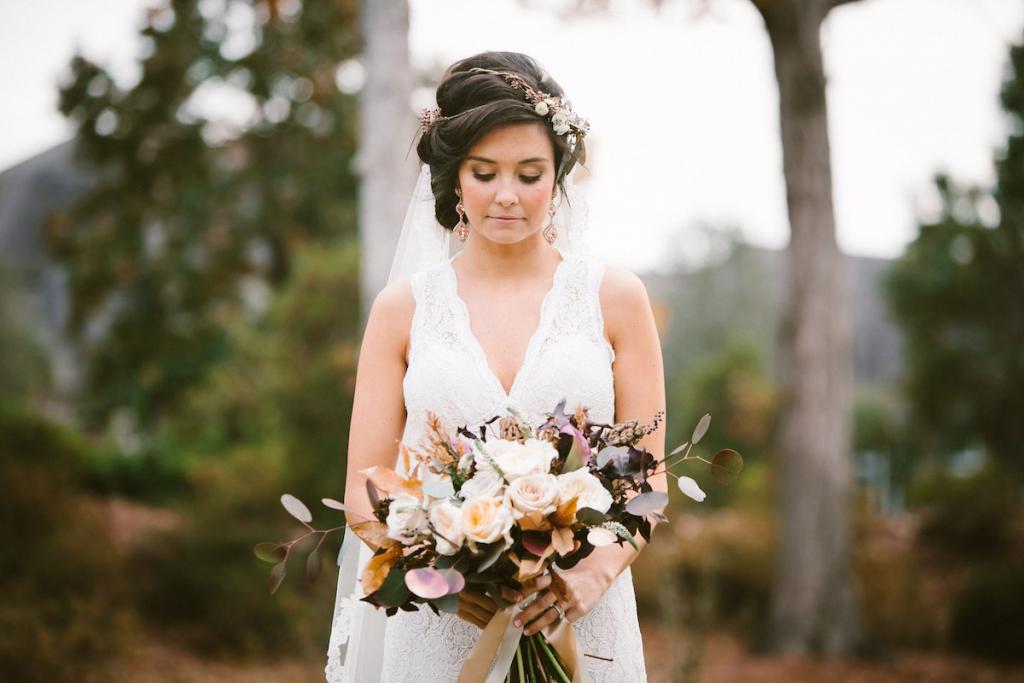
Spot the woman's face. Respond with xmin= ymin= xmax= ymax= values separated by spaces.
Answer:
xmin=456 ymin=122 xmax=557 ymax=246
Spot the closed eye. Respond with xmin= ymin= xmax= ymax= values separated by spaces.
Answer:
xmin=473 ymin=173 xmax=543 ymax=184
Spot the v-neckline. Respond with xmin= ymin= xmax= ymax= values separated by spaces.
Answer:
xmin=445 ymin=248 xmax=569 ymax=403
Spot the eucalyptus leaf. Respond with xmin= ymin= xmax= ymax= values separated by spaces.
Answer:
xmin=305 ymin=548 xmax=321 ymax=584
xmin=432 ymin=592 xmax=461 ymax=614
xmin=423 ymin=477 xmax=455 ymax=499
xmin=691 ymin=414 xmax=711 ymax=445
xmin=268 ymin=560 xmax=287 ymax=594
xmin=376 ymin=566 xmax=412 ymax=608
xmin=280 ymin=493 xmax=312 ymax=523
xmin=575 ymin=506 xmax=609 ymax=525
xmin=253 ymin=542 xmax=287 ymax=563
xmin=624 ymin=491 xmax=668 ymax=516
xmin=711 ymin=448 xmax=744 ymax=485
xmin=477 ymin=541 xmax=506 ymax=572
xmin=596 ymin=445 xmax=626 ymax=470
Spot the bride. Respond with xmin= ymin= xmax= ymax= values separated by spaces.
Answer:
xmin=326 ymin=51 xmax=666 ymax=682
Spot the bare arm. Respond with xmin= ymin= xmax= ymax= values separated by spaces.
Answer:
xmin=343 ymin=279 xmax=414 ymax=528
xmin=579 ymin=264 xmax=668 ymax=583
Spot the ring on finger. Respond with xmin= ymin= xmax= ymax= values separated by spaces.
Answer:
xmin=547 ymin=599 xmax=566 ymax=621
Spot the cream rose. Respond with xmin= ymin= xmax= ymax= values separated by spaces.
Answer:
xmin=459 ymin=465 xmax=504 ymax=502
xmin=385 ymin=493 xmax=429 ymax=545
xmin=504 ymin=473 xmax=559 ymax=521
xmin=483 ymin=438 xmax=556 ymax=481
xmin=428 ymin=500 xmax=465 ymax=555
xmin=461 ymin=497 xmax=514 ymax=546
xmin=556 ymin=469 xmax=613 ymax=514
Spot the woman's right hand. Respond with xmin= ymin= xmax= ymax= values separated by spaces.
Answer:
xmin=456 ymin=573 xmax=554 ymax=629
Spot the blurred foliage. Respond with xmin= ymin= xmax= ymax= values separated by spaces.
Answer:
xmin=950 ymin=562 xmax=1024 ymax=663
xmin=121 ymin=241 xmax=360 ymax=655
xmin=49 ymin=0 xmax=362 ymax=433
xmin=908 ymin=461 xmax=1020 ymax=559
xmin=0 ymin=403 xmax=133 ymax=681
xmin=666 ymin=335 xmax=777 ymax=510
xmin=127 ymin=441 xmax=336 ymax=658
xmin=0 ymin=262 xmax=52 ymax=403
xmin=883 ymin=32 xmax=1024 ymax=476
xmin=165 ymin=240 xmax=360 ymax=493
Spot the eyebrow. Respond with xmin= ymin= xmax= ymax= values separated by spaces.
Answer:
xmin=466 ymin=155 xmax=549 ymax=164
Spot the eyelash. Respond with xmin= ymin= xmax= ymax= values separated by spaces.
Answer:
xmin=472 ymin=173 xmax=543 ymax=184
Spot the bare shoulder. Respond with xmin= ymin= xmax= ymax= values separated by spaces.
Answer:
xmin=598 ymin=262 xmax=652 ymax=342
xmin=366 ymin=275 xmax=416 ymax=361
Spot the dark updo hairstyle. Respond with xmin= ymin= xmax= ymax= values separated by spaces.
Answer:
xmin=416 ymin=51 xmax=588 ymax=231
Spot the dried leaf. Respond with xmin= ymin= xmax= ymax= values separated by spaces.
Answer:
xmin=362 ymin=545 xmax=403 ymax=595
xmin=350 ymin=519 xmax=396 ymax=551
xmin=360 ymin=465 xmax=423 ymax=497
xmin=550 ymin=496 xmax=578 ymax=527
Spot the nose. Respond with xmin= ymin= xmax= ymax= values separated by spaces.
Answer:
xmin=495 ymin=178 xmax=519 ymax=206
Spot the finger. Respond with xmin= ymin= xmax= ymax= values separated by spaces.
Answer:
xmin=462 ymin=589 xmax=499 ymax=613
xmin=524 ymin=602 xmax=560 ymax=636
xmin=519 ymin=573 xmax=552 ymax=598
xmin=459 ymin=595 xmax=495 ymax=624
xmin=457 ymin=610 xmax=487 ymax=629
xmin=500 ymin=585 xmax=524 ymax=605
xmin=513 ymin=589 xmax=557 ymax=630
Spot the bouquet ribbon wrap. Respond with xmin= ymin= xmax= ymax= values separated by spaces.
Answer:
xmin=456 ymin=603 xmax=590 ymax=682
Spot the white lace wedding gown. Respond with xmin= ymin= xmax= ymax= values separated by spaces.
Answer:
xmin=327 ymin=247 xmax=648 ymax=682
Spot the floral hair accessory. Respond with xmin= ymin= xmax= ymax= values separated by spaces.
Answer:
xmin=417 ymin=67 xmax=591 ymax=141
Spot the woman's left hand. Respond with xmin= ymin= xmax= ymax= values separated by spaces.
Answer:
xmin=512 ymin=564 xmax=613 ymax=636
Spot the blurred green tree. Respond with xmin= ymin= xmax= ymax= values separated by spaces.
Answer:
xmin=49 ymin=0 xmax=361 ymax=434
xmin=884 ymin=32 xmax=1024 ymax=474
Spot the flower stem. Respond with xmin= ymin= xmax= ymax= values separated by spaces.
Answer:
xmin=534 ymin=633 xmax=571 ymax=683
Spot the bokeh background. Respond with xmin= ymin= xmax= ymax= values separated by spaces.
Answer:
xmin=2 ymin=0 xmax=1023 ymax=681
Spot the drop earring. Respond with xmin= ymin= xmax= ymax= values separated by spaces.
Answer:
xmin=543 ymin=200 xmax=557 ymax=244
xmin=454 ymin=191 xmax=469 ymax=242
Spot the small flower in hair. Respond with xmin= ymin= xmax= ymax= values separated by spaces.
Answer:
xmin=418 ymin=106 xmax=444 ymax=132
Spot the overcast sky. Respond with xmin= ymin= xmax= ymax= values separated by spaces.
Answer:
xmin=2 ymin=0 xmax=1021 ymax=271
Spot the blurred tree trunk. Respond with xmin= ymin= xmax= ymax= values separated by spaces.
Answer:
xmin=749 ymin=0 xmax=862 ymax=655
xmin=358 ymin=0 xmax=417 ymax=318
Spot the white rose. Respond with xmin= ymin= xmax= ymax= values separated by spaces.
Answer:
xmin=553 ymin=123 xmax=570 ymax=136
xmin=556 ymin=469 xmax=613 ymax=514
xmin=534 ymin=101 xmax=549 ymax=116
xmin=459 ymin=463 xmax=505 ymax=501
xmin=462 ymin=497 xmax=515 ymax=546
xmin=429 ymin=500 xmax=465 ymax=555
xmin=551 ymin=110 xmax=568 ymax=126
xmin=484 ymin=438 xmax=556 ymax=481
xmin=385 ymin=493 xmax=429 ymax=545
xmin=504 ymin=473 xmax=560 ymax=520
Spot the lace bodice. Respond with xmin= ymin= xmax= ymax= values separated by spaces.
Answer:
xmin=326 ymin=248 xmax=648 ymax=682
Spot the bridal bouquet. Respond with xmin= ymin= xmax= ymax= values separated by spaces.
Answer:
xmin=256 ymin=399 xmax=742 ymax=682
